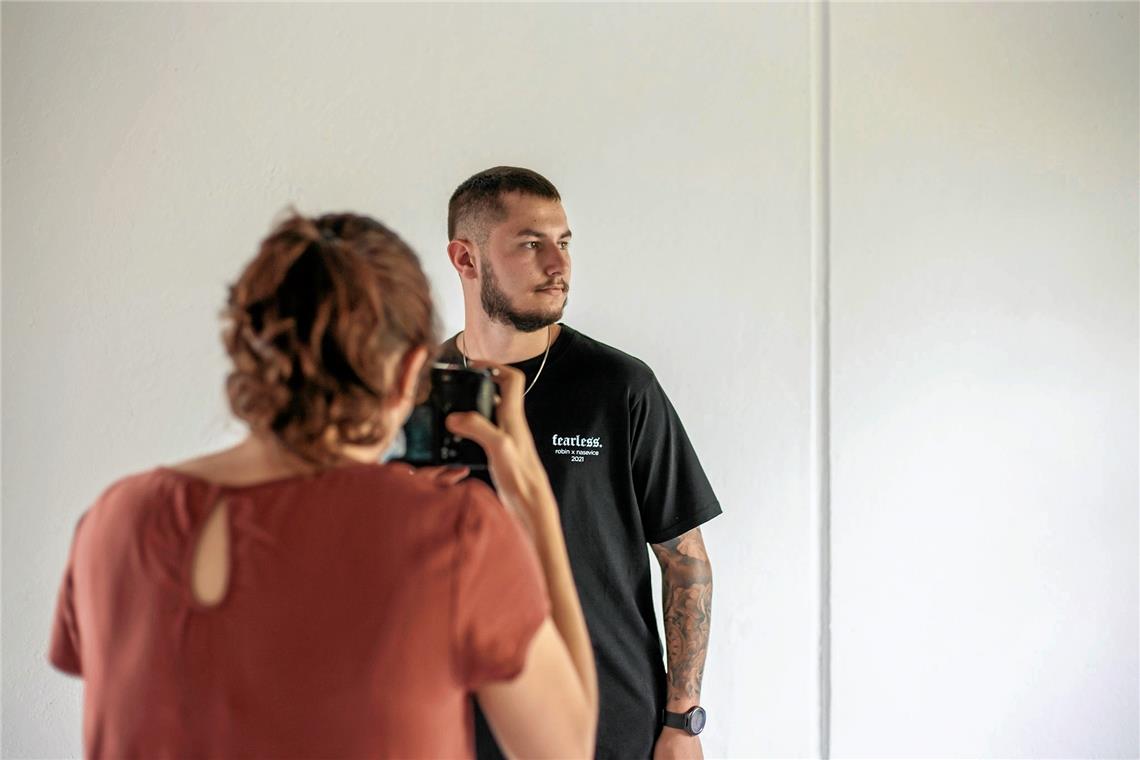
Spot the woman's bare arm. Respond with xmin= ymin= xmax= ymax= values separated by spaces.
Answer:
xmin=448 ymin=363 xmax=598 ymax=757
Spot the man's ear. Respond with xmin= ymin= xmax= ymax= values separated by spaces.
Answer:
xmin=394 ymin=345 xmax=430 ymax=404
xmin=446 ymin=239 xmax=479 ymax=280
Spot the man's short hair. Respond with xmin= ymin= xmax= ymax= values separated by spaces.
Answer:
xmin=447 ymin=166 xmax=561 ymax=242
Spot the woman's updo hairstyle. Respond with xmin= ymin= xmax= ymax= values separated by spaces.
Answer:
xmin=223 ymin=211 xmax=438 ymax=466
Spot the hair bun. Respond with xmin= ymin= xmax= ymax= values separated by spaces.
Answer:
xmin=222 ymin=211 xmax=439 ymax=467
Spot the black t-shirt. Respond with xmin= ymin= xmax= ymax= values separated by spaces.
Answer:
xmin=441 ymin=324 xmax=722 ymax=760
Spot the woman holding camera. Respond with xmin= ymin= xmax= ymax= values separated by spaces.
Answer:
xmin=49 ymin=213 xmax=597 ymax=758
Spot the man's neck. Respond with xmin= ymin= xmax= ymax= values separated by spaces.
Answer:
xmin=459 ymin=317 xmax=561 ymax=365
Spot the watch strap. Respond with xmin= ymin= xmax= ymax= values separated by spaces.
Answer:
xmin=663 ymin=710 xmax=689 ymax=731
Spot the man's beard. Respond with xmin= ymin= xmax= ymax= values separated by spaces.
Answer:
xmin=480 ymin=258 xmax=567 ymax=333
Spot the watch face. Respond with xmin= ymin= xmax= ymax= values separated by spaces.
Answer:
xmin=689 ymin=706 xmax=707 ymax=735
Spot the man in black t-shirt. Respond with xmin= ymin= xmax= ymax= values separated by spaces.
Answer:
xmin=443 ymin=166 xmax=720 ymax=760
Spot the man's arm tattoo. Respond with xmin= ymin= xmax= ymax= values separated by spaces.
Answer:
xmin=651 ymin=527 xmax=713 ymax=708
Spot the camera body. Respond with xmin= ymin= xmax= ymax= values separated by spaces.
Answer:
xmin=395 ymin=363 xmax=496 ymax=468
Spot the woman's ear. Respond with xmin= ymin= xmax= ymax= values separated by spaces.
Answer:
xmin=394 ymin=345 xmax=429 ymax=403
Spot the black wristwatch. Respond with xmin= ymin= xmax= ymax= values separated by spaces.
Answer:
xmin=663 ymin=706 xmax=707 ymax=736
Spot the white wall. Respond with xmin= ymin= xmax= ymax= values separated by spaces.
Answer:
xmin=2 ymin=3 xmax=1136 ymax=759
xmin=1 ymin=4 xmax=814 ymax=758
xmin=830 ymin=3 xmax=1138 ymax=757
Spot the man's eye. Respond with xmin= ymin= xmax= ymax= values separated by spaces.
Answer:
xmin=525 ymin=241 xmax=540 ymax=249
xmin=558 ymin=241 xmax=570 ymax=250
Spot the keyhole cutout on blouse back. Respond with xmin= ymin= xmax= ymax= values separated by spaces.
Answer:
xmin=191 ymin=500 xmax=231 ymax=607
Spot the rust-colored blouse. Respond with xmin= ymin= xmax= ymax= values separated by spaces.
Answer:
xmin=49 ymin=463 xmax=549 ymax=758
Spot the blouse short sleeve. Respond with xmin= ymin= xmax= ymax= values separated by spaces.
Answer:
xmin=452 ymin=480 xmax=550 ymax=690
xmin=49 ymin=516 xmax=85 ymax=676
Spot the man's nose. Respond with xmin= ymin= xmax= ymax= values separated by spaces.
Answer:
xmin=542 ymin=243 xmax=570 ymax=275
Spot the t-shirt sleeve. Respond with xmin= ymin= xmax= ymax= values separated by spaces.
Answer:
xmin=49 ymin=516 xmax=85 ymax=676
xmin=630 ymin=375 xmax=722 ymax=545
xmin=452 ymin=481 xmax=550 ymax=690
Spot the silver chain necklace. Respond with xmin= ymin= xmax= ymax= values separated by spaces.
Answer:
xmin=458 ymin=324 xmax=552 ymax=397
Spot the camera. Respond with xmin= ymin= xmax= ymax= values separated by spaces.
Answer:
xmin=393 ymin=363 xmax=496 ymax=468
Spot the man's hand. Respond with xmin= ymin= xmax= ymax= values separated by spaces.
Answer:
xmin=654 ymin=727 xmax=704 ymax=760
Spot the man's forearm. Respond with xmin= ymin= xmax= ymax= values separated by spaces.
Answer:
xmin=652 ymin=529 xmax=713 ymax=709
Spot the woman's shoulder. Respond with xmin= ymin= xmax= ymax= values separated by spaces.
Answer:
xmin=91 ymin=467 xmax=177 ymax=509
xmin=316 ymin=463 xmax=501 ymax=525
xmin=358 ymin=467 xmax=509 ymax=529
xmin=369 ymin=466 xmax=503 ymax=525
xmin=68 ymin=467 xmax=183 ymax=548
